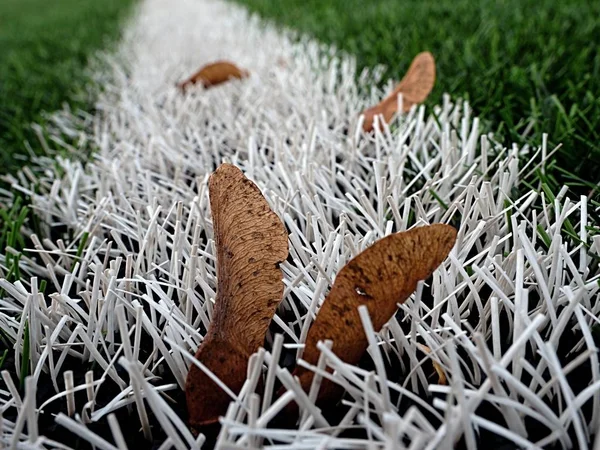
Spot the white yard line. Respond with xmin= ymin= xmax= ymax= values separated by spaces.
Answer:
xmin=1 ymin=0 xmax=599 ymax=448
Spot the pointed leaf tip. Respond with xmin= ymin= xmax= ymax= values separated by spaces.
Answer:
xmin=362 ymin=51 xmax=436 ymax=132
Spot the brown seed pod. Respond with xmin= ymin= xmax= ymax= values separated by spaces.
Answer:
xmin=177 ymin=60 xmax=249 ymax=91
xmin=186 ymin=163 xmax=288 ymax=429
xmin=292 ymin=224 xmax=456 ymax=403
xmin=362 ymin=51 xmax=436 ymax=132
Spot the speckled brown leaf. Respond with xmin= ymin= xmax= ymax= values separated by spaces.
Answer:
xmin=293 ymin=224 xmax=456 ymax=403
xmin=177 ymin=60 xmax=249 ymax=90
xmin=186 ymin=163 xmax=288 ymax=429
xmin=362 ymin=52 xmax=436 ymax=132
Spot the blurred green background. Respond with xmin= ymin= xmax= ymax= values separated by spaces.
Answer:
xmin=0 ymin=0 xmax=136 ymax=173
xmin=236 ymin=0 xmax=600 ymax=192
xmin=1 ymin=0 xmax=599 ymax=193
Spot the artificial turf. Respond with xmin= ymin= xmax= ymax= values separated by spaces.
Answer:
xmin=234 ymin=0 xmax=600 ymax=194
xmin=0 ymin=0 xmax=137 ymax=173
xmin=0 ymin=1 xmax=598 ymax=446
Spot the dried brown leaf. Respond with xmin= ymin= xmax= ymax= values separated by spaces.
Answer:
xmin=293 ymin=224 xmax=456 ymax=403
xmin=362 ymin=51 xmax=436 ymax=132
xmin=186 ymin=163 xmax=288 ymax=428
xmin=418 ymin=344 xmax=447 ymax=385
xmin=177 ymin=60 xmax=249 ymax=91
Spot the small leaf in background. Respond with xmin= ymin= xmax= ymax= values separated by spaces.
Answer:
xmin=186 ymin=163 xmax=288 ymax=429
xmin=362 ymin=51 xmax=436 ymax=132
xmin=417 ymin=343 xmax=447 ymax=385
xmin=177 ymin=60 xmax=249 ymax=91
xmin=292 ymin=224 xmax=456 ymax=404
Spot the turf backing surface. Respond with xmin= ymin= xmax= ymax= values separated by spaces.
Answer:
xmin=0 ymin=0 xmax=137 ymax=173
xmin=234 ymin=0 xmax=600 ymax=191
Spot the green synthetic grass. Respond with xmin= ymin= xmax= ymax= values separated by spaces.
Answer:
xmin=0 ymin=0 xmax=136 ymax=296
xmin=0 ymin=0 xmax=137 ymax=173
xmin=235 ymin=0 xmax=600 ymax=193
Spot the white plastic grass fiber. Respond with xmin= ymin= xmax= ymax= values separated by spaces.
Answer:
xmin=1 ymin=0 xmax=600 ymax=448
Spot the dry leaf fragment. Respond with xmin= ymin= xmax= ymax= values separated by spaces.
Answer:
xmin=293 ymin=224 xmax=456 ymax=403
xmin=186 ymin=163 xmax=288 ymax=429
xmin=418 ymin=344 xmax=447 ymax=385
xmin=177 ymin=60 xmax=249 ymax=90
xmin=362 ymin=51 xmax=436 ymax=132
